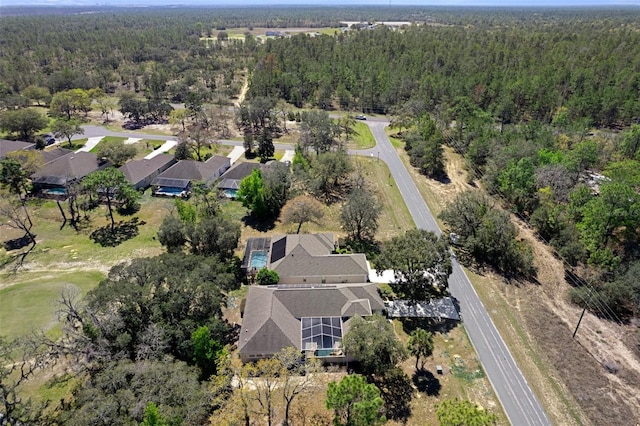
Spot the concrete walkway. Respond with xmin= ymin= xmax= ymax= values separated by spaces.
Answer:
xmin=144 ymin=140 xmax=178 ymax=159
xmin=227 ymin=146 xmax=245 ymax=164
xmin=280 ymin=149 xmax=295 ymax=163
xmin=366 ymin=261 xmax=395 ymax=284
xmin=75 ymin=136 xmax=104 ymax=153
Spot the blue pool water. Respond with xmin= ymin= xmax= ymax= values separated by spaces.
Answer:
xmin=250 ymin=250 xmax=268 ymax=269
xmin=157 ymin=187 xmax=185 ymax=196
xmin=223 ymin=189 xmax=238 ymax=198
xmin=45 ymin=188 xmax=67 ymax=195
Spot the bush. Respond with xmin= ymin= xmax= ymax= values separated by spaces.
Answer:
xmin=256 ymin=268 xmax=279 ymax=285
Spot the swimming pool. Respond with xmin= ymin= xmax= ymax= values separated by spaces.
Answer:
xmin=156 ymin=187 xmax=186 ymax=197
xmin=223 ymin=189 xmax=238 ymax=198
xmin=44 ymin=188 xmax=67 ymax=196
xmin=249 ymin=250 xmax=268 ymax=269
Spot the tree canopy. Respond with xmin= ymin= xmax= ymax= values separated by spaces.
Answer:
xmin=375 ymin=229 xmax=452 ymax=302
xmin=326 ymin=374 xmax=386 ymax=426
xmin=436 ymin=398 xmax=497 ymax=426
xmin=342 ymin=314 xmax=407 ymax=377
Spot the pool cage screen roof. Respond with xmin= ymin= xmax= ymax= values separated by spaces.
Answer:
xmin=301 ymin=317 xmax=342 ymax=351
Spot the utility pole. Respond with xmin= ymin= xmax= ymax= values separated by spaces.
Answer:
xmin=573 ymin=287 xmax=594 ymax=339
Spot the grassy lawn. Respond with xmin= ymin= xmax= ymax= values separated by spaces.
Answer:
xmin=386 ymin=127 xmax=406 ymax=149
xmin=0 ymin=270 xmax=104 ymax=340
xmin=352 ymin=156 xmax=414 ymax=239
xmin=386 ymin=321 xmax=508 ymax=426
xmin=347 ymin=121 xmax=376 ymax=150
xmin=226 ymin=154 xmax=413 ymax=261
xmin=51 ymin=138 xmax=87 ymax=151
xmin=0 ymin=191 xmax=173 ymax=276
xmin=89 ymin=136 xmax=126 ymax=152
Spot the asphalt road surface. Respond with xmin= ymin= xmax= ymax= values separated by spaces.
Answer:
xmin=364 ymin=120 xmax=551 ymax=426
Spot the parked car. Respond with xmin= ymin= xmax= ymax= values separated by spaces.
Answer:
xmin=355 ymin=114 xmax=367 ymax=120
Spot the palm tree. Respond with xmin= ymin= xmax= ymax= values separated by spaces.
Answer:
xmin=407 ymin=328 xmax=434 ymax=371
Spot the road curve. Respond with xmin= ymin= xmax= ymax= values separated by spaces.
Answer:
xmin=364 ymin=121 xmax=551 ymax=426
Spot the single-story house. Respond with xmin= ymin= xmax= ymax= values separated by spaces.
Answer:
xmin=42 ymin=148 xmax=73 ymax=164
xmin=0 ymin=139 xmax=35 ymax=160
xmin=217 ymin=161 xmax=263 ymax=198
xmin=243 ymin=233 xmax=369 ymax=284
xmin=238 ymin=283 xmax=384 ymax=363
xmin=151 ymin=155 xmax=230 ymax=197
xmin=31 ymin=151 xmax=108 ymax=198
xmin=119 ymin=154 xmax=176 ymax=190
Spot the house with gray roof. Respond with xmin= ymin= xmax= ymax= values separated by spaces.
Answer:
xmin=0 ymin=139 xmax=35 ymax=160
xmin=217 ymin=161 xmax=263 ymax=198
xmin=238 ymin=283 xmax=384 ymax=363
xmin=151 ymin=155 xmax=230 ymax=197
xmin=42 ymin=148 xmax=73 ymax=164
xmin=119 ymin=154 xmax=176 ymax=190
xmin=243 ymin=233 xmax=369 ymax=284
xmin=31 ymin=152 xmax=108 ymax=197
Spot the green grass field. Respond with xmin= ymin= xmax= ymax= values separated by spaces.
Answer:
xmin=348 ymin=121 xmax=377 ymax=149
xmin=89 ymin=136 xmax=126 ymax=152
xmin=0 ymin=271 xmax=104 ymax=340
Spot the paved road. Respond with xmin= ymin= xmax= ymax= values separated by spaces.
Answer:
xmin=76 ymin=125 xmax=296 ymax=151
xmin=364 ymin=121 xmax=551 ymax=426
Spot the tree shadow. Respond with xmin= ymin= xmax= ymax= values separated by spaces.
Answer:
xmin=3 ymin=234 xmax=33 ymax=251
xmin=241 ymin=215 xmax=276 ymax=232
xmin=1 ymin=236 xmax=37 ymax=272
xmin=90 ymin=218 xmax=144 ymax=247
xmin=433 ymin=173 xmax=451 ymax=184
xmin=372 ymin=367 xmax=412 ymax=422
xmin=412 ymin=369 xmax=441 ymax=396
xmin=340 ymin=238 xmax=380 ymax=258
xmin=399 ymin=317 xmax=460 ymax=336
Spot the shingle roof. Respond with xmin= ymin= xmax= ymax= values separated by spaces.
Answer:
xmin=262 ymin=233 xmax=369 ymax=280
xmin=238 ymin=283 xmax=384 ymax=357
xmin=0 ymin=140 xmax=35 ymax=160
xmin=273 ymin=248 xmax=369 ymax=278
xmin=119 ymin=154 xmax=175 ymax=185
xmin=43 ymin=148 xmax=73 ymax=164
xmin=219 ymin=161 xmax=263 ymax=181
xmin=151 ymin=155 xmax=229 ymax=186
xmin=269 ymin=233 xmax=334 ymax=265
xmin=31 ymin=152 xmax=102 ymax=186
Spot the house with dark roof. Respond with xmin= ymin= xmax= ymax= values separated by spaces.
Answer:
xmin=151 ymin=155 xmax=230 ymax=197
xmin=42 ymin=148 xmax=73 ymax=164
xmin=119 ymin=154 xmax=176 ymax=190
xmin=217 ymin=161 xmax=263 ymax=198
xmin=31 ymin=152 xmax=108 ymax=198
xmin=0 ymin=139 xmax=35 ymax=160
xmin=238 ymin=283 xmax=384 ymax=363
xmin=243 ymin=233 xmax=369 ymax=284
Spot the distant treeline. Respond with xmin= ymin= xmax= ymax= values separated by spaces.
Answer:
xmin=250 ymin=18 xmax=640 ymax=127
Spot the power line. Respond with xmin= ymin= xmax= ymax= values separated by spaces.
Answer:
xmin=439 ymin=128 xmax=632 ymax=334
